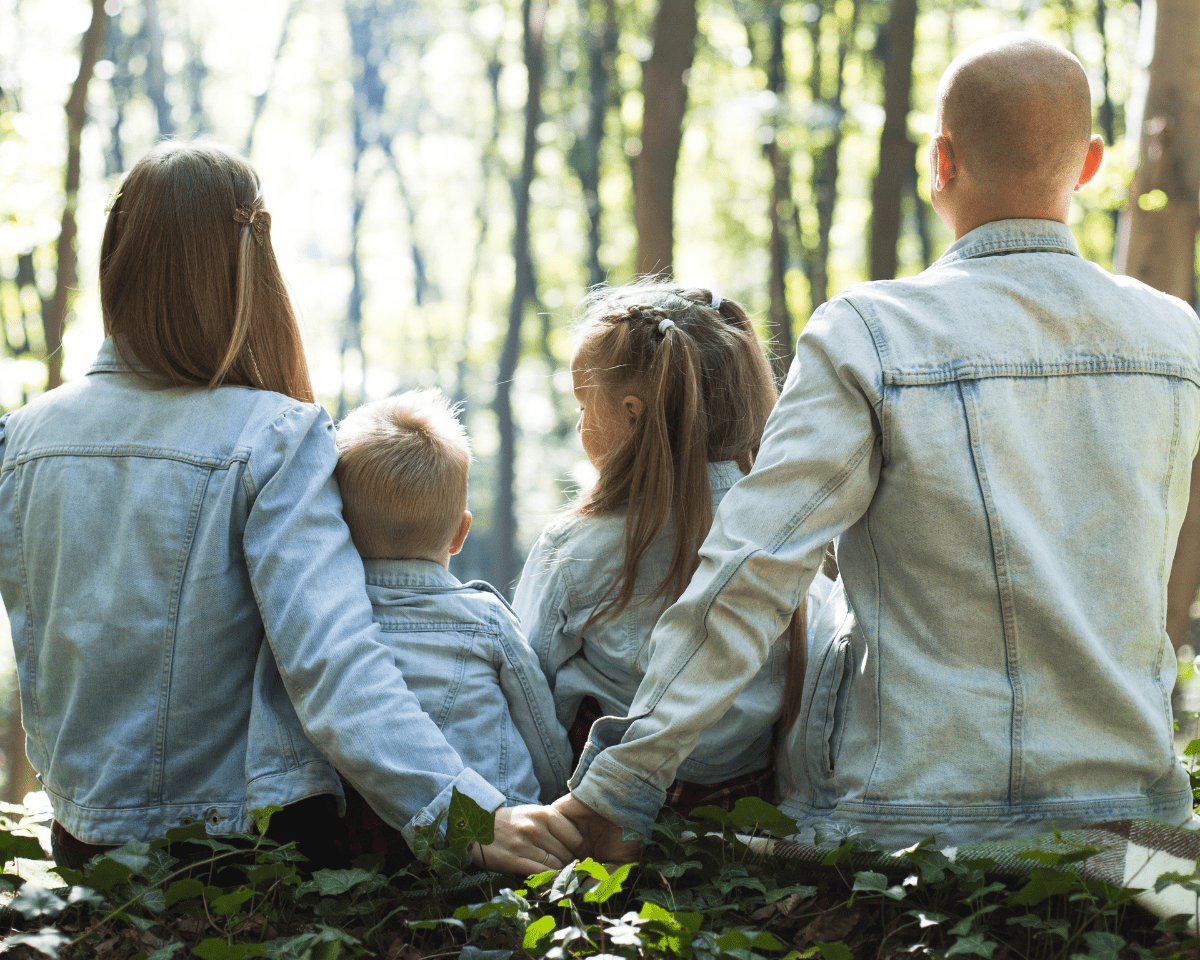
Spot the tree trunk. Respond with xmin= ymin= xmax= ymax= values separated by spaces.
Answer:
xmin=1114 ymin=0 xmax=1200 ymax=651
xmin=45 ymin=0 xmax=108 ymax=392
xmin=144 ymin=0 xmax=174 ymax=137
xmin=244 ymin=0 xmax=302 ymax=156
xmin=633 ymin=0 xmax=696 ymax=278
xmin=802 ymin=0 xmax=860 ymax=314
xmin=492 ymin=0 xmax=545 ymax=595
xmin=869 ymin=0 xmax=918 ymax=281
xmin=578 ymin=0 xmax=618 ymax=288
xmin=758 ymin=8 xmax=795 ymax=380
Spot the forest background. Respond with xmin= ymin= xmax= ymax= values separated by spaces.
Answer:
xmin=0 ymin=0 xmax=1198 ymax=805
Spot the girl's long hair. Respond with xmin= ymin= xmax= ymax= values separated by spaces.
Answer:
xmin=100 ymin=140 xmax=313 ymax=403
xmin=573 ymin=282 xmax=808 ymax=730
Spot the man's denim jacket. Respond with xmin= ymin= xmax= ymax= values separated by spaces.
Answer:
xmin=513 ymin=462 xmax=835 ymax=784
xmin=363 ymin=559 xmax=571 ymax=805
xmin=570 ymin=220 xmax=1200 ymax=846
xmin=0 ymin=339 xmax=507 ymax=847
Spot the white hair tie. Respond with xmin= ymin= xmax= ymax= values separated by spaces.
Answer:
xmin=711 ymin=292 xmax=722 ymax=310
xmin=658 ymin=318 xmax=676 ymax=334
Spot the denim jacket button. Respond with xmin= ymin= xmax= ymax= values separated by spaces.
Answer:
xmin=180 ymin=815 xmax=194 ymax=825
xmin=206 ymin=811 xmax=225 ymax=826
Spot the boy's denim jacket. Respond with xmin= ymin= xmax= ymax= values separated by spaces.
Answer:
xmin=570 ymin=220 xmax=1200 ymax=846
xmin=513 ymin=462 xmax=835 ymax=784
xmin=0 ymin=339 xmax=507 ymax=847
xmin=363 ymin=559 xmax=571 ymax=805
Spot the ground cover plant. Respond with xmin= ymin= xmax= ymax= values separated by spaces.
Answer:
xmin=1 ymin=751 xmax=1200 ymax=960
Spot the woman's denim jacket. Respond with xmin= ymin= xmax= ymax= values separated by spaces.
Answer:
xmin=513 ymin=462 xmax=834 ymax=784
xmin=570 ymin=220 xmax=1200 ymax=846
xmin=0 ymin=339 xmax=507 ymax=847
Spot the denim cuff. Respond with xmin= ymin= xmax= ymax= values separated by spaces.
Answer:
xmin=570 ymin=747 xmax=666 ymax=838
xmin=400 ymin=768 xmax=507 ymax=856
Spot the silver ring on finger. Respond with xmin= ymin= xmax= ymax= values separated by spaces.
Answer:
xmin=542 ymin=850 xmax=551 ymax=866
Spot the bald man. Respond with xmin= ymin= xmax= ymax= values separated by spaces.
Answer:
xmin=556 ymin=34 xmax=1200 ymax=854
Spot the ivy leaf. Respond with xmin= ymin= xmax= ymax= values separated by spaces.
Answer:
xmin=944 ymin=932 xmax=998 ymax=958
xmin=144 ymin=944 xmax=185 ymax=960
xmin=0 ymin=829 xmax=47 ymax=865
xmin=192 ymin=939 xmax=267 ymax=959
xmin=445 ymin=789 xmax=495 ymax=858
xmin=1076 ymin=931 xmax=1127 ymax=960
xmin=304 ymin=867 xmax=384 ymax=897
xmin=522 ymin=913 xmax=557 ymax=952
xmin=164 ymin=877 xmax=205 ymax=907
xmin=813 ymin=942 xmax=854 ymax=960
xmin=458 ymin=948 xmax=513 ymax=960
xmin=1007 ymin=868 xmax=1080 ymax=905
xmin=106 ymin=838 xmax=153 ymax=875
xmin=66 ymin=885 xmax=105 ymax=909
xmin=584 ymin=861 xmax=633 ymax=903
xmin=723 ymin=797 xmax=800 ymax=837
xmin=10 ymin=882 xmax=67 ymax=919
xmin=852 ymin=871 xmax=907 ymax=900
xmin=0 ymin=926 xmax=72 ymax=958
xmin=209 ymin=886 xmax=255 ymax=916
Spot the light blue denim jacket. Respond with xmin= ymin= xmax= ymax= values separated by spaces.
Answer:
xmin=570 ymin=220 xmax=1200 ymax=846
xmin=363 ymin=559 xmax=571 ymax=805
xmin=0 ymin=339 xmax=507 ymax=847
xmin=513 ymin=462 xmax=835 ymax=784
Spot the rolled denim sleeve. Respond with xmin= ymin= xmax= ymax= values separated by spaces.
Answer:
xmin=569 ymin=298 xmax=885 ymax=832
xmin=243 ymin=404 xmax=505 ymax=847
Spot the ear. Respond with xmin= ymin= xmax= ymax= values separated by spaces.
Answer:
xmin=449 ymin=510 xmax=472 ymax=555
xmin=1074 ymin=134 xmax=1104 ymax=191
xmin=621 ymin=395 xmax=644 ymax=423
xmin=934 ymin=134 xmax=957 ymax=190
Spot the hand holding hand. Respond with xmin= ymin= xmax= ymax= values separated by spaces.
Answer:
xmin=551 ymin=793 xmax=640 ymax=864
xmin=470 ymin=804 xmax=585 ymax=875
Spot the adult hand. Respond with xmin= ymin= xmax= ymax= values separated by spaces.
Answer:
xmin=470 ymin=804 xmax=585 ymax=875
xmin=552 ymin=793 xmax=640 ymax=864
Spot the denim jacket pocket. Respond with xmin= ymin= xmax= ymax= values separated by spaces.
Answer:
xmin=806 ymin=633 xmax=854 ymax=781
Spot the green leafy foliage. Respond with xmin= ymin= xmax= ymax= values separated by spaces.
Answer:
xmin=1 ymin=795 xmax=1200 ymax=959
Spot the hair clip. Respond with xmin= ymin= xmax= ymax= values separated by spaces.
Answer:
xmin=658 ymin=318 xmax=676 ymax=334
xmin=233 ymin=203 xmax=271 ymax=245
xmin=710 ymin=292 xmax=722 ymax=310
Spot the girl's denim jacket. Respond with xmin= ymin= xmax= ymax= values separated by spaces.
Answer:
xmin=569 ymin=220 xmax=1200 ymax=846
xmin=0 ymin=339 xmax=507 ymax=847
xmin=513 ymin=462 xmax=834 ymax=785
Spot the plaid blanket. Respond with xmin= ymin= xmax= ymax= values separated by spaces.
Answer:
xmin=748 ymin=819 xmax=1200 ymax=929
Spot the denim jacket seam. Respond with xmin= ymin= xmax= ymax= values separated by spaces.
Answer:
xmin=958 ymin=380 xmax=1024 ymax=804
xmin=6 ymin=446 xmax=252 ymax=470
xmin=764 ymin=430 xmax=876 ymax=555
xmin=493 ymin=631 xmax=570 ymax=788
xmin=151 ymin=467 xmax=214 ymax=802
xmin=8 ymin=461 xmax=48 ymax=765
xmin=883 ymin=358 xmax=1200 ymax=386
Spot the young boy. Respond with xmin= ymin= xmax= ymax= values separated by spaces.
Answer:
xmin=335 ymin=389 xmax=571 ymax=808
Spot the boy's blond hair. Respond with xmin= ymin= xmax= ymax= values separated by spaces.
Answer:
xmin=335 ymin=390 xmax=471 ymax=561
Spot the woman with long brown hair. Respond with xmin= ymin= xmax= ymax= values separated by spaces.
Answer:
xmin=0 ymin=141 xmax=579 ymax=873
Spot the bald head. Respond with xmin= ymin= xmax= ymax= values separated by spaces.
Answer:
xmin=936 ymin=34 xmax=1093 ymax=205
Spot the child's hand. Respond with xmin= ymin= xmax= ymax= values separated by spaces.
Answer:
xmin=551 ymin=793 xmax=640 ymax=864
xmin=470 ymin=804 xmax=585 ymax=874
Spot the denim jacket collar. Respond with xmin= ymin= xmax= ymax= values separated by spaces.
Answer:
xmin=934 ymin=218 xmax=1079 ymax=268
xmin=363 ymin=558 xmax=461 ymax=590
xmin=88 ymin=337 xmax=151 ymax=376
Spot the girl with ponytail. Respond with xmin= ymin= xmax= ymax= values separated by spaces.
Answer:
xmin=513 ymin=283 xmax=836 ymax=815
